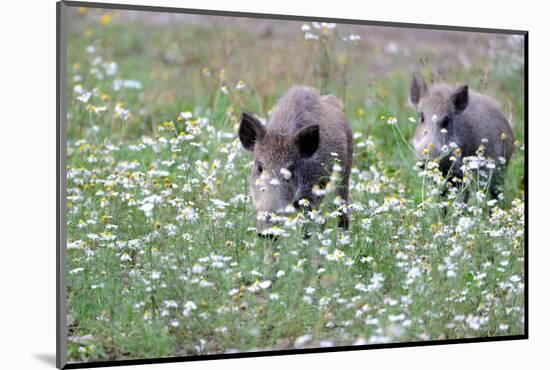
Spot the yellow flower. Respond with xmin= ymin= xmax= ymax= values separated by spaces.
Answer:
xmin=100 ymin=12 xmax=113 ymax=26
xmin=78 ymin=7 xmax=88 ymax=15
xmin=235 ymin=80 xmax=246 ymax=90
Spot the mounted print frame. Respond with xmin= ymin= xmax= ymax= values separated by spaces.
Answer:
xmin=57 ymin=1 xmax=528 ymax=368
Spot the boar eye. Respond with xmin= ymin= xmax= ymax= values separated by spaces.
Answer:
xmin=256 ymin=162 xmax=263 ymax=173
xmin=440 ymin=116 xmax=450 ymax=129
xmin=419 ymin=112 xmax=425 ymax=123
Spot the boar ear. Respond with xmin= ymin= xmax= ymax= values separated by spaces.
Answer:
xmin=294 ymin=125 xmax=320 ymax=158
xmin=239 ymin=112 xmax=265 ymax=151
xmin=451 ymin=85 xmax=469 ymax=114
xmin=410 ymin=73 xmax=428 ymax=107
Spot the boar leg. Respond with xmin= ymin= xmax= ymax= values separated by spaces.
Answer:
xmin=336 ymin=173 xmax=350 ymax=230
xmin=337 ymin=204 xmax=349 ymax=229
xmin=460 ymin=188 xmax=471 ymax=204
xmin=488 ymin=169 xmax=505 ymax=200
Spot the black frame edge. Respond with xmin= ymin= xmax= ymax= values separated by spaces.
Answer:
xmin=56 ymin=2 xmax=61 ymax=368
xmin=62 ymin=0 xmax=527 ymax=35
xmin=523 ymin=32 xmax=529 ymax=339
xmin=62 ymin=335 xmax=527 ymax=369
xmin=57 ymin=1 xmax=68 ymax=369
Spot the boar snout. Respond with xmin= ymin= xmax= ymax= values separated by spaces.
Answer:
xmin=256 ymin=213 xmax=271 ymax=233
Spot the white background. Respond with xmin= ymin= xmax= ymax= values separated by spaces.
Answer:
xmin=1 ymin=0 xmax=547 ymax=369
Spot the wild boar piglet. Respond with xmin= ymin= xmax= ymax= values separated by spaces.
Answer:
xmin=409 ymin=73 xmax=515 ymax=198
xmin=239 ymin=86 xmax=353 ymax=237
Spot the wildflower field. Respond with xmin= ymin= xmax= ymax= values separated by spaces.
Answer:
xmin=65 ymin=8 xmax=525 ymax=363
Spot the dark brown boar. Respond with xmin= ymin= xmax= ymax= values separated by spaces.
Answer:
xmin=238 ymin=86 xmax=353 ymax=236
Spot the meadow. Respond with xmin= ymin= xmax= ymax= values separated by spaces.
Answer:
xmin=65 ymin=8 xmax=525 ymax=362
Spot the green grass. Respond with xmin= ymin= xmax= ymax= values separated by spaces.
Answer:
xmin=65 ymin=9 xmax=525 ymax=363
